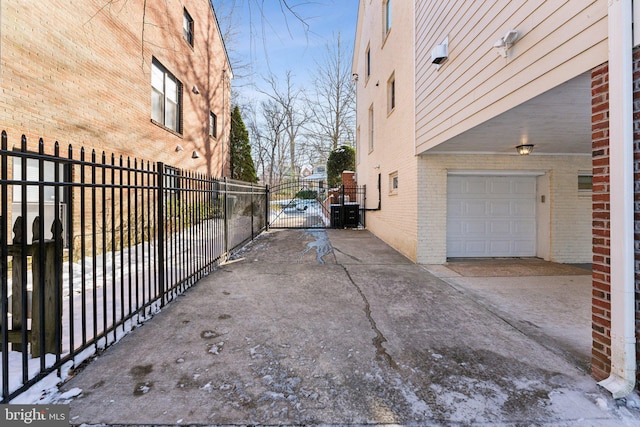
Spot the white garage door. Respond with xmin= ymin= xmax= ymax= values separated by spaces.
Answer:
xmin=447 ymin=175 xmax=536 ymax=258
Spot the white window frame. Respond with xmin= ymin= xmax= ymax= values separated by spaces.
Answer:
xmin=368 ymin=105 xmax=374 ymax=152
xmin=578 ymin=172 xmax=593 ymax=194
xmin=387 ymin=72 xmax=396 ymax=113
xmin=209 ymin=111 xmax=217 ymax=138
xmin=365 ymin=44 xmax=371 ymax=81
xmin=183 ymin=8 xmax=194 ymax=46
xmin=151 ymin=59 xmax=182 ymax=134
xmin=389 ymin=171 xmax=398 ymax=195
xmin=384 ymin=0 xmax=392 ymax=36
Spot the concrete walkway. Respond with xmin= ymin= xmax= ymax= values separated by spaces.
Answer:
xmin=59 ymin=229 xmax=640 ymax=426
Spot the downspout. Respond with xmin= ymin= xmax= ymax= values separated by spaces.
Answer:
xmin=598 ymin=0 xmax=636 ymax=399
xmin=222 ymin=69 xmax=227 ymax=177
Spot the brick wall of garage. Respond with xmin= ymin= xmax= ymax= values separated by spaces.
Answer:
xmin=417 ymin=154 xmax=592 ymax=265
xmin=591 ymin=62 xmax=611 ymax=382
xmin=635 ymin=49 xmax=640 ymax=392
xmin=591 ymin=50 xmax=640 ymax=393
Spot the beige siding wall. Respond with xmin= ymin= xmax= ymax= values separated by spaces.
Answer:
xmin=417 ymin=154 xmax=592 ymax=264
xmin=353 ymin=0 xmax=418 ymax=260
xmin=415 ymin=0 xmax=608 ymax=154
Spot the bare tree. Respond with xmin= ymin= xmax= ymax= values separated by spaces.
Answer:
xmin=247 ymin=97 xmax=289 ymax=187
xmin=213 ymin=0 xmax=311 ymax=89
xmin=260 ymin=71 xmax=310 ymax=180
xmin=305 ymin=32 xmax=356 ymax=160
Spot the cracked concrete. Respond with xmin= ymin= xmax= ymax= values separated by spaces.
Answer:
xmin=57 ymin=229 xmax=639 ymax=426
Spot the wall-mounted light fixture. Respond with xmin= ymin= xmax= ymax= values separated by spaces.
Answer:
xmin=431 ymin=37 xmax=449 ymax=66
xmin=374 ymin=164 xmax=380 ymax=169
xmin=192 ymin=150 xmax=200 ymax=159
xmin=192 ymin=85 xmax=200 ymax=95
xmin=516 ymin=144 xmax=534 ymax=155
xmin=494 ymin=30 xmax=519 ymax=58
xmin=175 ymin=144 xmax=183 ymax=152
xmin=351 ymin=73 xmax=359 ymax=82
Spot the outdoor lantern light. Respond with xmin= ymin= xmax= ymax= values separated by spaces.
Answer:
xmin=494 ymin=29 xmax=519 ymax=57
xmin=516 ymin=144 xmax=534 ymax=155
xmin=431 ymin=37 xmax=449 ymax=66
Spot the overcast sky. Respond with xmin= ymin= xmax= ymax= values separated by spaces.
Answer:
xmin=212 ymin=0 xmax=359 ymax=102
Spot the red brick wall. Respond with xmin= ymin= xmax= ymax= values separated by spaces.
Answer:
xmin=591 ymin=63 xmax=611 ymax=381
xmin=634 ymin=49 xmax=640 ymax=390
xmin=0 ymin=0 xmax=230 ymax=176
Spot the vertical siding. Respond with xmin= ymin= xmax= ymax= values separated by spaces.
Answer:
xmin=415 ymin=0 xmax=608 ymax=154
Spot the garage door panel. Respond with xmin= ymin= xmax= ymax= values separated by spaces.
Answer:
xmin=464 ymin=180 xmax=488 ymax=195
xmin=489 ymin=180 xmax=511 ymax=194
xmin=464 ymin=220 xmax=488 ymax=235
xmin=514 ymin=180 xmax=536 ymax=195
xmin=447 ymin=175 xmax=536 ymax=258
xmin=512 ymin=200 xmax=535 ymax=216
xmin=465 ymin=200 xmax=488 ymax=216
xmin=490 ymin=200 xmax=511 ymax=216
xmin=514 ymin=240 xmax=536 ymax=253
xmin=463 ymin=240 xmax=488 ymax=256
xmin=489 ymin=240 xmax=512 ymax=254
xmin=513 ymin=220 xmax=536 ymax=234
xmin=489 ymin=221 xmax=511 ymax=234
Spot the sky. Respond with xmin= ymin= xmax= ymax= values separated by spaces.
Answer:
xmin=212 ymin=0 xmax=359 ymax=103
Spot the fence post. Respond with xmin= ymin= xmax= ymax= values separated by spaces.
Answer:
xmin=31 ymin=218 xmax=63 ymax=358
xmin=251 ymin=183 xmax=254 ymax=240
xmin=157 ymin=163 xmax=165 ymax=307
xmin=223 ymin=177 xmax=228 ymax=259
xmin=340 ymin=184 xmax=346 ymax=228
xmin=265 ymin=185 xmax=270 ymax=231
xmin=363 ymin=184 xmax=367 ymax=228
xmin=11 ymin=217 xmax=26 ymax=352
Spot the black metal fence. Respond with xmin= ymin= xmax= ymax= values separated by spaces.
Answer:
xmin=0 ymin=131 xmax=267 ymax=402
xmin=267 ymin=179 xmax=366 ymax=229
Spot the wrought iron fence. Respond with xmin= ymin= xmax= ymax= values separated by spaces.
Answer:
xmin=0 ymin=131 xmax=267 ymax=402
xmin=267 ymin=179 xmax=366 ymax=229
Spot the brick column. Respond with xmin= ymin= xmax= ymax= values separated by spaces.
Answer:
xmin=591 ymin=63 xmax=611 ymax=381
xmin=634 ymin=48 xmax=640 ymax=390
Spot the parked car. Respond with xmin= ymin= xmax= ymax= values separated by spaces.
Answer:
xmin=281 ymin=198 xmax=316 ymax=212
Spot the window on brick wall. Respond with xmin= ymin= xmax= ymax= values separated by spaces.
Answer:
xmin=365 ymin=44 xmax=371 ymax=81
xmin=209 ymin=112 xmax=217 ymax=138
xmin=387 ymin=72 xmax=395 ymax=113
xmin=183 ymin=8 xmax=194 ymax=46
xmin=383 ymin=0 xmax=392 ymax=37
xmin=356 ymin=126 xmax=361 ymax=165
xmin=389 ymin=171 xmax=398 ymax=195
xmin=368 ymin=104 xmax=374 ymax=152
xmin=151 ymin=59 xmax=182 ymax=134
xmin=164 ymin=165 xmax=181 ymax=200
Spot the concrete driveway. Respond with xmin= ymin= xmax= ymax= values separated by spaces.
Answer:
xmin=423 ymin=259 xmax=592 ymax=373
xmin=58 ymin=229 xmax=639 ymax=426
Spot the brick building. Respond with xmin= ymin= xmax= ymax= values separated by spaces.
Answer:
xmin=0 ymin=0 xmax=231 ymax=176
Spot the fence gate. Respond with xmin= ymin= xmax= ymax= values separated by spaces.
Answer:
xmin=267 ymin=179 xmax=365 ymax=229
